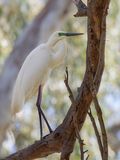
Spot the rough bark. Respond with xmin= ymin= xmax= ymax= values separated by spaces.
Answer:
xmin=0 ymin=0 xmax=72 ymax=148
xmin=3 ymin=0 xmax=110 ymax=159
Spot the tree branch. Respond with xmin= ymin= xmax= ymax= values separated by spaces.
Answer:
xmin=73 ymin=0 xmax=87 ymax=17
xmin=78 ymin=136 xmax=89 ymax=160
xmin=88 ymin=109 xmax=103 ymax=158
xmin=64 ymin=67 xmax=75 ymax=104
xmin=3 ymin=130 xmax=62 ymax=159
xmin=93 ymin=97 xmax=108 ymax=160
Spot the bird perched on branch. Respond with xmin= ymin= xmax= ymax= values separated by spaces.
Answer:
xmin=11 ymin=31 xmax=83 ymax=139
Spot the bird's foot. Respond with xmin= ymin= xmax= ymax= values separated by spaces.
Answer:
xmin=50 ymin=129 xmax=53 ymax=133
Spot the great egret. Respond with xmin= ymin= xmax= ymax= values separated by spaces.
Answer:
xmin=11 ymin=31 xmax=83 ymax=139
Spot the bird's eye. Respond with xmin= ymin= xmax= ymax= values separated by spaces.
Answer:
xmin=58 ymin=32 xmax=65 ymax=36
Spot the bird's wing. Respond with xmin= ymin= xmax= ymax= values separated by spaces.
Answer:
xmin=11 ymin=45 xmax=52 ymax=114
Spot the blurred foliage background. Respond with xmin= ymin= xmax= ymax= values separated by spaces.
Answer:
xmin=0 ymin=0 xmax=120 ymax=159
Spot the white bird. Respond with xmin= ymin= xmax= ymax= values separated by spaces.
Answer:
xmin=11 ymin=31 xmax=83 ymax=138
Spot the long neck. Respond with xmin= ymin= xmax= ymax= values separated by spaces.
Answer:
xmin=50 ymin=40 xmax=67 ymax=68
xmin=46 ymin=35 xmax=58 ymax=47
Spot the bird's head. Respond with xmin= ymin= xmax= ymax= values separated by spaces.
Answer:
xmin=47 ymin=31 xmax=83 ymax=47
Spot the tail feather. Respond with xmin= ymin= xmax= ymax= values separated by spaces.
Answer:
xmin=11 ymin=83 xmax=24 ymax=115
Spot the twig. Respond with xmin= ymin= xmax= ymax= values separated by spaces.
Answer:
xmin=93 ymin=97 xmax=108 ymax=160
xmin=73 ymin=0 xmax=87 ymax=17
xmin=64 ymin=67 xmax=75 ymax=104
xmin=83 ymin=150 xmax=88 ymax=154
xmin=78 ymin=136 xmax=84 ymax=160
xmin=75 ymin=127 xmax=84 ymax=160
xmin=86 ymin=155 xmax=89 ymax=160
xmin=88 ymin=108 xmax=103 ymax=158
xmin=75 ymin=129 xmax=89 ymax=160
xmin=74 ymin=119 xmax=89 ymax=160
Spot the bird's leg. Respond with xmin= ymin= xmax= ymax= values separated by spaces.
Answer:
xmin=36 ymin=85 xmax=43 ymax=139
xmin=36 ymin=85 xmax=52 ymax=139
xmin=40 ymin=109 xmax=53 ymax=133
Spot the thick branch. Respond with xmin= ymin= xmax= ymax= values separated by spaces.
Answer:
xmin=3 ymin=129 xmax=62 ymax=159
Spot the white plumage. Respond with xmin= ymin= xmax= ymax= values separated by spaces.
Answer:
xmin=11 ymin=31 xmax=83 ymax=115
xmin=11 ymin=31 xmax=67 ymax=114
xmin=0 ymin=31 xmax=83 ymax=151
